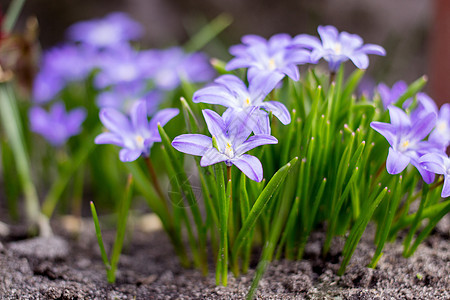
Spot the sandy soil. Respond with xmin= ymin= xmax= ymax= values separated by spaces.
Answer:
xmin=0 ymin=215 xmax=448 ymax=299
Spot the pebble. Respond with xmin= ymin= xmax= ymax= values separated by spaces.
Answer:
xmin=8 ymin=236 xmax=69 ymax=260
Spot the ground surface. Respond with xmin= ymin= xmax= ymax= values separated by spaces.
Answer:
xmin=0 ymin=215 xmax=448 ymax=299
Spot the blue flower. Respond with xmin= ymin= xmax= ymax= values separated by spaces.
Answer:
xmin=370 ymin=105 xmax=437 ymax=183
xmin=143 ymin=47 xmax=215 ymax=90
xmin=193 ymin=74 xmax=290 ymax=134
xmin=95 ymin=100 xmax=179 ymax=162
xmin=226 ymin=34 xmax=311 ymax=86
xmin=377 ymin=81 xmax=407 ymax=109
xmin=172 ymin=108 xmax=278 ymax=182
xmin=293 ymin=25 xmax=386 ymax=72
xmin=29 ymin=102 xmax=86 ymax=146
xmin=67 ymin=12 xmax=143 ymax=48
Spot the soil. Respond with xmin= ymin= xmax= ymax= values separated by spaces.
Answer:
xmin=0 ymin=215 xmax=448 ymax=299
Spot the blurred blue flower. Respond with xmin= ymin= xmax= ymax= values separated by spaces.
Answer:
xmin=29 ymin=101 xmax=87 ymax=146
xmin=429 ymin=104 xmax=450 ymax=151
xmin=143 ymin=47 xmax=215 ymax=90
xmin=377 ymin=81 xmax=407 ymax=109
xmin=32 ymin=44 xmax=99 ymax=103
xmin=67 ymin=12 xmax=143 ymax=48
xmin=293 ymin=25 xmax=386 ymax=72
xmin=94 ymin=44 xmax=151 ymax=89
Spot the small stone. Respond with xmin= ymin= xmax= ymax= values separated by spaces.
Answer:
xmin=8 ymin=236 xmax=69 ymax=260
xmin=137 ymin=213 xmax=163 ymax=233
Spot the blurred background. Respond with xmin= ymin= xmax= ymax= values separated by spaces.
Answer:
xmin=2 ymin=0 xmax=449 ymax=105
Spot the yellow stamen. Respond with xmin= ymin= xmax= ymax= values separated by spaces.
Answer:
xmin=334 ymin=43 xmax=342 ymax=54
xmin=268 ymin=58 xmax=276 ymax=70
xmin=225 ymin=142 xmax=234 ymax=158
xmin=136 ymin=135 xmax=144 ymax=147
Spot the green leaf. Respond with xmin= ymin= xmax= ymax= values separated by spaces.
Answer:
xmin=231 ymin=157 xmax=298 ymax=268
xmin=183 ymin=14 xmax=233 ymax=52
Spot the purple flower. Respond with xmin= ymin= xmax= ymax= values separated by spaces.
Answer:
xmin=407 ymin=93 xmax=438 ymax=122
xmin=29 ymin=102 xmax=86 ymax=146
xmin=67 ymin=12 xmax=143 ymax=48
xmin=226 ymin=34 xmax=311 ymax=86
xmin=95 ymin=100 xmax=179 ymax=162
xmin=429 ymin=104 xmax=450 ymax=150
xmin=32 ymin=71 xmax=65 ymax=103
xmin=377 ymin=81 xmax=407 ymax=109
xmin=33 ymin=44 xmax=100 ymax=103
xmin=293 ymin=25 xmax=386 ymax=72
xmin=142 ymin=47 xmax=215 ymax=90
xmin=41 ymin=44 xmax=98 ymax=82
xmin=419 ymin=153 xmax=450 ymax=198
xmin=172 ymin=108 xmax=278 ymax=182
xmin=370 ymin=105 xmax=437 ymax=183
xmin=193 ymin=74 xmax=290 ymax=134
xmin=94 ymin=45 xmax=150 ymax=88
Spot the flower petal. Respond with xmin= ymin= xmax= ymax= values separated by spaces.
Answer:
xmin=409 ymin=112 xmax=436 ymax=141
xmin=292 ymin=34 xmax=322 ymax=49
xmin=99 ymin=108 xmax=132 ymax=134
xmin=387 ymin=105 xmax=411 ymax=135
xmin=235 ymin=134 xmax=278 ymax=156
xmin=119 ymin=148 xmax=142 ymax=162
xmin=248 ymin=71 xmax=284 ymax=102
xmin=442 ymin=175 xmax=450 ymax=198
xmin=370 ymin=121 xmax=396 ymax=146
xmin=386 ymin=147 xmax=410 ymax=174
xmin=348 ymin=52 xmax=369 ymax=69
xmin=226 ymin=107 xmax=258 ymax=146
xmin=231 ymin=154 xmax=263 ymax=182
xmin=252 ymin=109 xmax=271 ymax=135
xmin=200 ymin=148 xmax=228 ymax=167
xmin=202 ymin=109 xmax=227 ymax=147
xmin=172 ymin=134 xmax=212 ymax=156
xmin=411 ymin=159 xmax=435 ymax=184
xmin=149 ymin=108 xmax=179 ymax=136
xmin=95 ymin=132 xmax=124 ymax=147
xmin=359 ymin=44 xmax=386 ymax=56
xmin=261 ymin=101 xmax=291 ymax=125
xmin=419 ymin=153 xmax=446 ymax=175
xmin=130 ymin=100 xmax=149 ymax=136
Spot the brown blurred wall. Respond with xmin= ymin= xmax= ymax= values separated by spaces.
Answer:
xmin=429 ymin=0 xmax=450 ymax=107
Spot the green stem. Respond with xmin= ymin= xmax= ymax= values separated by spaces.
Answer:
xmin=108 ymin=175 xmax=134 ymax=283
xmin=2 ymin=0 xmax=26 ymax=33
xmin=144 ymin=156 xmax=167 ymax=204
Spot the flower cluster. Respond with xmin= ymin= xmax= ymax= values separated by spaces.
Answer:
xmin=172 ymin=32 xmax=314 ymax=180
xmin=31 ymin=12 xmax=214 ymax=146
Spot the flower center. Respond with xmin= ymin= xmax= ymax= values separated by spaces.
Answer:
xmin=243 ymin=97 xmax=251 ymax=108
xmin=399 ymin=139 xmax=410 ymax=152
xmin=268 ymin=58 xmax=276 ymax=70
xmin=135 ymin=135 xmax=145 ymax=148
xmin=333 ymin=43 xmax=342 ymax=55
xmin=224 ymin=142 xmax=234 ymax=158
xmin=437 ymin=121 xmax=447 ymax=132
